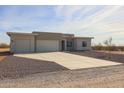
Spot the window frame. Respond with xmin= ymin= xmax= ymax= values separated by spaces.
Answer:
xmin=67 ymin=41 xmax=73 ymax=47
xmin=82 ymin=41 xmax=87 ymax=47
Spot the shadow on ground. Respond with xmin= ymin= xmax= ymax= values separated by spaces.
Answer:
xmin=66 ymin=51 xmax=124 ymax=63
xmin=0 ymin=56 xmax=69 ymax=79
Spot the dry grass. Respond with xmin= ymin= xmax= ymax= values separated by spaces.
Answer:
xmin=0 ymin=48 xmax=10 ymax=52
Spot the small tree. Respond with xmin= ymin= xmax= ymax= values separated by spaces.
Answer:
xmin=103 ymin=37 xmax=113 ymax=59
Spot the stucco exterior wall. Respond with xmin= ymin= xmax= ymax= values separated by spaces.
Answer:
xmin=74 ymin=38 xmax=92 ymax=50
xmin=73 ymin=39 xmax=77 ymax=50
xmin=7 ymin=32 xmax=93 ymax=53
xmin=10 ymin=35 xmax=35 ymax=53
xmin=33 ymin=32 xmax=62 ymax=40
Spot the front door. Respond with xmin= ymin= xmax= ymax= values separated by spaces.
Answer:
xmin=61 ymin=40 xmax=65 ymax=51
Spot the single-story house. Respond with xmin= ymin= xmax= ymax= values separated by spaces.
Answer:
xmin=7 ymin=32 xmax=93 ymax=53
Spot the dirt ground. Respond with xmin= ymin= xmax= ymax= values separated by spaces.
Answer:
xmin=0 ymin=56 xmax=6 ymax=61
xmin=96 ymin=50 xmax=124 ymax=55
xmin=0 ymin=48 xmax=10 ymax=61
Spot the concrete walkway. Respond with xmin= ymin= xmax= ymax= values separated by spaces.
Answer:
xmin=15 ymin=52 xmax=121 ymax=70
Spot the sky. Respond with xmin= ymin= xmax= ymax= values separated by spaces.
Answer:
xmin=0 ymin=5 xmax=124 ymax=46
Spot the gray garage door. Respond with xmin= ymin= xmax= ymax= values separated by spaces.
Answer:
xmin=36 ymin=40 xmax=59 ymax=52
xmin=15 ymin=39 xmax=31 ymax=53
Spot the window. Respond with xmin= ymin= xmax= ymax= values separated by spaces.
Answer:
xmin=67 ymin=41 xmax=72 ymax=47
xmin=82 ymin=41 xmax=87 ymax=47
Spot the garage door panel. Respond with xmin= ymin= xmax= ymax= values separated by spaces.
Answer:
xmin=15 ymin=40 xmax=31 ymax=53
xmin=36 ymin=40 xmax=59 ymax=52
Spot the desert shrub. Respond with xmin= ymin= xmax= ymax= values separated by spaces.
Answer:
xmin=92 ymin=46 xmax=103 ymax=50
xmin=118 ymin=46 xmax=124 ymax=51
xmin=110 ymin=46 xmax=118 ymax=51
xmin=92 ymin=43 xmax=103 ymax=50
xmin=92 ymin=45 xmax=102 ymax=50
xmin=92 ymin=46 xmax=124 ymax=51
xmin=0 ymin=43 xmax=10 ymax=48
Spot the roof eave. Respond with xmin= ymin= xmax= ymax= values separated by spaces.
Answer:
xmin=74 ymin=37 xmax=94 ymax=39
xmin=7 ymin=32 xmax=38 ymax=36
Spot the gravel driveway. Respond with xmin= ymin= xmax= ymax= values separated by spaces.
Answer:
xmin=15 ymin=52 xmax=121 ymax=70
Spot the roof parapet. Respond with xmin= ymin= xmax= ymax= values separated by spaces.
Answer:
xmin=74 ymin=37 xmax=94 ymax=39
xmin=7 ymin=32 xmax=38 ymax=36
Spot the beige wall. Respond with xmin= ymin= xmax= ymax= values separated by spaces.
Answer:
xmin=8 ymin=32 xmax=92 ymax=53
xmin=33 ymin=32 xmax=62 ymax=40
xmin=10 ymin=35 xmax=35 ymax=53
xmin=74 ymin=38 xmax=92 ymax=50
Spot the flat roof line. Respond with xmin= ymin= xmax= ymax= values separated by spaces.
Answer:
xmin=7 ymin=32 xmax=94 ymax=39
xmin=7 ymin=32 xmax=38 ymax=36
xmin=74 ymin=37 xmax=94 ymax=39
xmin=32 ymin=31 xmax=62 ymax=34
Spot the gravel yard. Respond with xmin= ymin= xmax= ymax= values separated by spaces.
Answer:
xmin=0 ymin=50 xmax=124 ymax=87
xmin=68 ymin=50 xmax=124 ymax=63
xmin=0 ymin=64 xmax=123 ymax=88
xmin=0 ymin=56 xmax=68 ymax=79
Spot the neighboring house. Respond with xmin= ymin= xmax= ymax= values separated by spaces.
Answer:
xmin=7 ymin=32 xmax=93 ymax=53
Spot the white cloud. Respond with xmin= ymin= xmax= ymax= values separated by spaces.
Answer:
xmin=54 ymin=6 xmax=121 ymax=31
xmin=1 ymin=5 xmax=124 ymax=45
xmin=55 ymin=5 xmax=85 ymax=21
xmin=52 ymin=6 xmax=124 ymax=45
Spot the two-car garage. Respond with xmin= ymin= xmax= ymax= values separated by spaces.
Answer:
xmin=13 ymin=39 xmax=60 ymax=53
xmin=8 ymin=32 xmax=60 ymax=53
xmin=36 ymin=40 xmax=60 ymax=52
xmin=14 ymin=40 xmax=59 ymax=53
